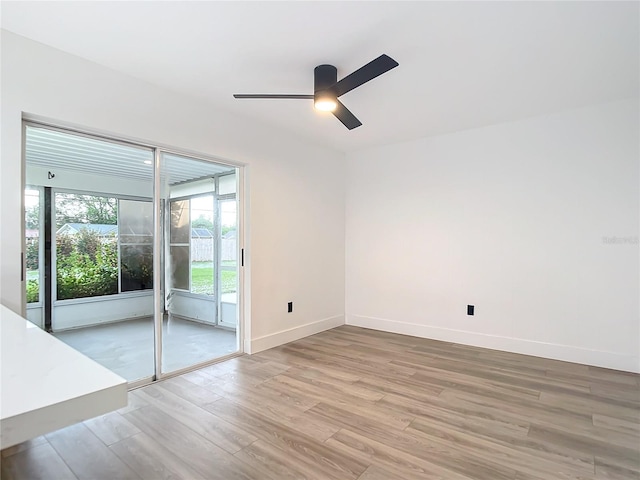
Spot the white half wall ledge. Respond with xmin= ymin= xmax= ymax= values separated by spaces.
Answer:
xmin=246 ymin=314 xmax=344 ymax=354
xmin=0 ymin=305 xmax=128 ymax=449
xmin=347 ymin=314 xmax=640 ymax=374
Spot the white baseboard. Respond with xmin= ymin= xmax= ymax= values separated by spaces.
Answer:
xmin=247 ymin=315 xmax=344 ymax=354
xmin=347 ymin=314 xmax=640 ymax=374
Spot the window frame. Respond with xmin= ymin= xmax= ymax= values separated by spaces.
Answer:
xmin=52 ymin=188 xmax=154 ymax=304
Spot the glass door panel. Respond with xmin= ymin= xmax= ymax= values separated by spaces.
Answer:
xmin=160 ymin=153 xmax=239 ymax=374
xmin=24 ymin=123 xmax=155 ymax=383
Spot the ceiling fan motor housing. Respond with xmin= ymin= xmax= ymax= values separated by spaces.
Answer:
xmin=314 ymin=64 xmax=338 ymax=99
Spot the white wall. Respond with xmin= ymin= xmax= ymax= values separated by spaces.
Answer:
xmin=53 ymin=294 xmax=154 ymax=331
xmin=346 ymin=99 xmax=639 ymax=372
xmin=0 ymin=31 xmax=346 ymax=352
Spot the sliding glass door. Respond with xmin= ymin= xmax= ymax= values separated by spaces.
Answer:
xmin=23 ymin=123 xmax=242 ymax=384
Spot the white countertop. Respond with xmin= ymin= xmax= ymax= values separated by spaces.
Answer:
xmin=1 ymin=305 xmax=127 ymax=449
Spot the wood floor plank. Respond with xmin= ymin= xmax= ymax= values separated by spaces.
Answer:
xmin=595 ymin=456 xmax=640 ymax=479
xmin=407 ymin=417 xmax=594 ymax=478
xmin=356 ymin=463 xmax=444 ymax=480
xmin=439 ymin=389 xmax=595 ymax=431
xmin=528 ymin=423 xmax=640 ymax=472
xmin=410 ymin=367 xmax=542 ymax=401
xmin=314 ymin=394 xmax=415 ymax=431
xmin=203 ymin=398 xmax=369 ymax=480
xmin=215 ymin=385 xmax=340 ymax=442
xmin=0 ymin=436 xmax=48 ymax=459
xmin=347 ymin=420 xmax=518 ymax=480
xmin=325 ymin=428 xmax=475 ymax=480
xmin=83 ymin=411 xmax=141 ymax=446
xmin=45 ymin=423 xmax=141 ymax=480
xmin=282 ymin=360 xmax=363 ymax=383
xmin=273 ymin=370 xmax=385 ymax=402
xmin=156 ymin=375 xmax=223 ymax=407
xmin=514 ymin=471 xmax=594 ymax=480
xmin=233 ymin=439 xmax=330 ymax=480
xmin=306 ymin=401 xmax=408 ymax=440
xmin=354 ymin=373 xmax=443 ymax=403
xmin=593 ymin=413 xmax=640 ymax=435
xmin=539 ymin=391 xmax=640 ymax=422
xmin=382 ymin=390 xmax=595 ymax=476
xmin=382 ymin=391 xmax=530 ymax=439
xmin=217 ymin=375 xmax=320 ymax=412
xmin=281 ymin=343 xmax=419 ymax=379
xmin=109 ymin=432 xmax=207 ymax=480
xmin=122 ymin=405 xmax=263 ymax=480
xmin=0 ymin=443 xmax=77 ymax=480
xmin=378 ymin=391 xmax=533 ymax=435
xmin=136 ymin=383 xmax=257 ymax=454
xmin=588 ymin=366 xmax=640 ymax=385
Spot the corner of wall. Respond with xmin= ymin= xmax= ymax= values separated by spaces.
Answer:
xmin=248 ymin=314 xmax=344 ymax=354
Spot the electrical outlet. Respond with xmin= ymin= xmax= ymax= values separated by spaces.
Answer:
xmin=288 ymin=302 xmax=293 ymax=313
xmin=467 ymin=305 xmax=474 ymax=316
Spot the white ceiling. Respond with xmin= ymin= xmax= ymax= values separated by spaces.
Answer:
xmin=2 ymin=1 xmax=638 ymax=152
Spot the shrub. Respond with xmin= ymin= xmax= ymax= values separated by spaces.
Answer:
xmin=57 ymin=234 xmax=75 ymax=257
xmin=76 ymin=228 xmax=102 ymax=261
xmin=56 ymin=236 xmax=118 ymax=300
xmin=26 ymin=279 xmax=39 ymax=303
xmin=45 ymin=232 xmax=153 ymax=300
xmin=25 ymin=239 xmax=39 ymax=270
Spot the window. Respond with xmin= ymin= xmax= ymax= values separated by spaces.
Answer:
xmin=119 ymin=200 xmax=153 ymax=291
xmin=170 ymin=194 xmax=217 ymax=296
xmin=220 ymin=199 xmax=237 ymax=296
xmin=170 ymin=199 xmax=190 ymax=291
xmin=166 ymin=173 xmax=237 ymax=299
xmin=25 ymin=188 xmax=41 ymax=304
xmin=54 ymin=192 xmax=153 ymax=300
xmin=190 ymin=195 xmax=214 ymax=295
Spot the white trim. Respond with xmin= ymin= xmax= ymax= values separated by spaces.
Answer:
xmin=247 ymin=315 xmax=344 ymax=354
xmin=347 ymin=314 xmax=640 ymax=374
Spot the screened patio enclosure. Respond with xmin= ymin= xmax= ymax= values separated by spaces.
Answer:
xmin=24 ymin=123 xmax=242 ymax=383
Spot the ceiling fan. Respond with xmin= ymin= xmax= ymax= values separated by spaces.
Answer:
xmin=233 ymin=54 xmax=399 ymax=130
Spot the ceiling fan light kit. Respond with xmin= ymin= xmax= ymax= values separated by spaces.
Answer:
xmin=234 ymin=54 xmax=399 ymax=130
xmin=313 ymin=64 xmax=338 ymax=112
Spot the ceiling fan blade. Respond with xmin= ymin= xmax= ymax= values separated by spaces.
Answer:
xmin=233 ymin=94 xmax=313 ymax=99
xmin=332 ymin=99 xmax=362 ymax=130
xmin=333 ymin=54 xmax=399 ymax=97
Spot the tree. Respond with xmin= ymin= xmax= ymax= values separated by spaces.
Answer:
xmin=25 ymin=239 xmax=39 ymax=270
xmin=192 ymin=214 xmax=214 ymax=231
xmin=55 ymin=193 xmax=117 ymax=228
xmin=25 ymin=204 xmax=39 ymax=229
xmin=76 ymin=228 xmax=101 ymax=261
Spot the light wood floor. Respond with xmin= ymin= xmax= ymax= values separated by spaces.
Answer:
xmin=2 ymin=326 xmax=639 ymax=479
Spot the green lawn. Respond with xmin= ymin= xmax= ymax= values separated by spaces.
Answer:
xmin=191 ymin=262 xmax=237 ymax=295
